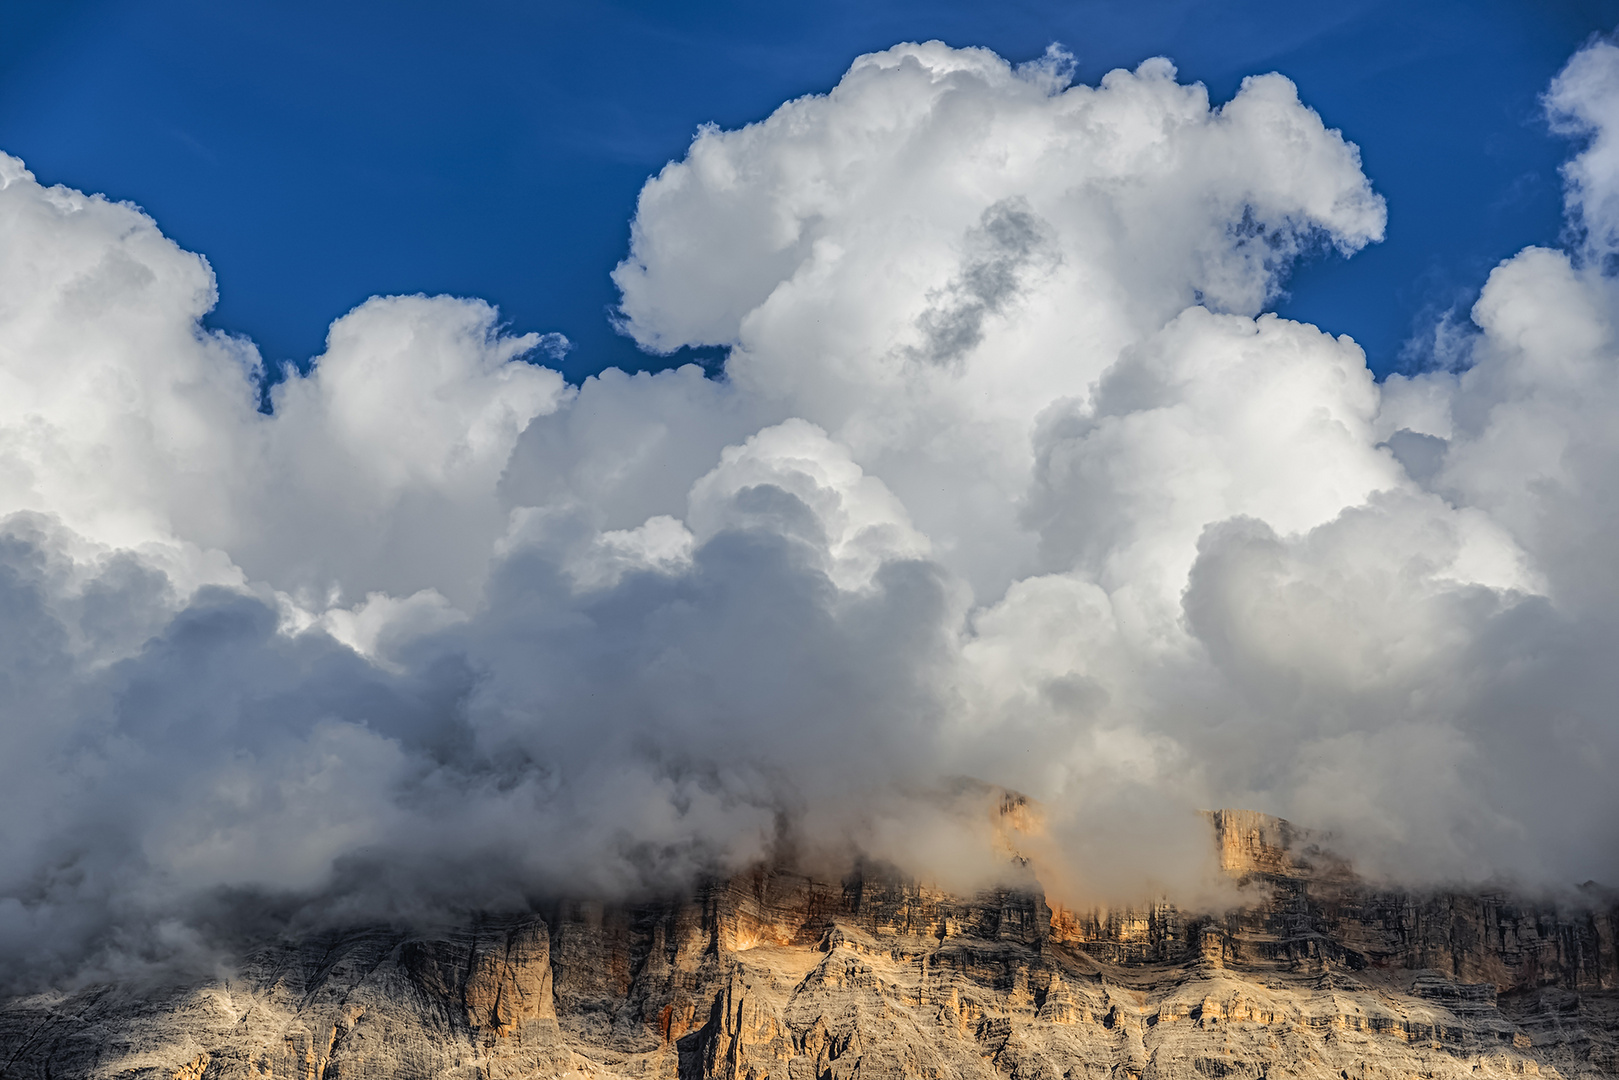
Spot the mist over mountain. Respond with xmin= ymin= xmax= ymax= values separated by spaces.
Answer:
xmin=1 ymin=38 xmax=1618 ymax=992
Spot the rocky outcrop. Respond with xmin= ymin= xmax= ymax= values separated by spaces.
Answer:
xmin=1199 ymin=809 xmax=1619 ymax=994
xmin=2 ymin=812 xmax=1616 ymax=1079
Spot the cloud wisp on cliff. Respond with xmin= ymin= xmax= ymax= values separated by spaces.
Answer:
xmin=1 ymin=39 xmax=1618 ymax=982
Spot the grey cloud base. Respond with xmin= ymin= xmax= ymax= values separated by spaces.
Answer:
xmin=0 ymin=40 xmax=1617 ymax=984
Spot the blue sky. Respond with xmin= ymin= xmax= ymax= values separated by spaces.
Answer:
xmin=8 ymin=0 xmax=1619 ymax=952
xmin=2 ymin=0 xmax=1617 ymax=381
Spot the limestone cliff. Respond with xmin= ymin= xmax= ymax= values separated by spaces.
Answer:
xmin=2 ymin=811 xmax=1615 ymax=1079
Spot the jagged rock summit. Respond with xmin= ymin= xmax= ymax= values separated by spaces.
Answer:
xmin=2 ymin=810 xmax=1616 ymax=1079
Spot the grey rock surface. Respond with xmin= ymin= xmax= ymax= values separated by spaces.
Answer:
xmin=3 ymin=811 xmax=1616 ymax=1079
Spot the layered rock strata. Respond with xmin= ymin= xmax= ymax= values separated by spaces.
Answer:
xmin=2 ymin=811 xmax=1615 ymax=1079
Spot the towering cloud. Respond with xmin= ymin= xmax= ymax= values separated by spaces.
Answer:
xmin=0 ymin=41 xmax=1615 ymax=985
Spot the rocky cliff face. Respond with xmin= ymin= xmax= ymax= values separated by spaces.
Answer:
xmin=2 ymin=811 xmax=1616 ymax=1080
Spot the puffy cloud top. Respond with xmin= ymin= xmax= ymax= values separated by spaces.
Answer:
xmin=0 ymin=40 xmax=1615 ymax=985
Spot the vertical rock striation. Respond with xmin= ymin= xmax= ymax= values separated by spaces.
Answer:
xmin=2 ymin=811 xmax=1615 ymax=1078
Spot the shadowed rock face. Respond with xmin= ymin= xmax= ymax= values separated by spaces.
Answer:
xmin=2 ymin=812 xmax=1616 ymax=1080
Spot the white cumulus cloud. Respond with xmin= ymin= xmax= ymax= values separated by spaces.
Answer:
xmin=0 ymin=38 xmax=1616 ymax=983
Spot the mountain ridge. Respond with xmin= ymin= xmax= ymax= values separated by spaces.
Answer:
xmin=2 ymin=809 xmax=1615 ymax=1079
